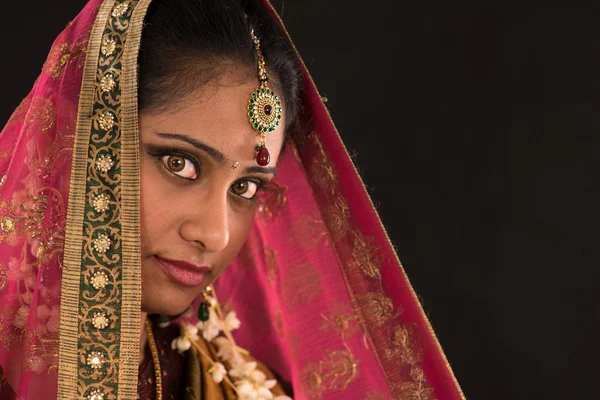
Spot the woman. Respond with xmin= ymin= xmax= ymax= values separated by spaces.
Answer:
xmin=0 ymin=0 xmax=464 ymax=399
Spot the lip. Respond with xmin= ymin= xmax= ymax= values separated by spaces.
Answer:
xmin=154 ymin=256 xmax=211 ymax=287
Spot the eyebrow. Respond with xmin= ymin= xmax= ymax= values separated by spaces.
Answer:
xmin=157 ymin=133 xmax=227 ymax=164
xmin=157 ymin=132 xmax=278 ymax=176
xmin=244 ymin=166 xmax=278 ymax=176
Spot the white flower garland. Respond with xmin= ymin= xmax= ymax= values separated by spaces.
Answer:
xmin=171 ymin=287 xmax=292 ymax=400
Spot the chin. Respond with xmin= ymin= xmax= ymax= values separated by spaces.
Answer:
xmin=141 ymin=290 xmax=196 ymax=317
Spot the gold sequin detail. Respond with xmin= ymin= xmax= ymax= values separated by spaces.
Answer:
xmin=91 ymin=271 xmax=109 ymax=290
xmin=101 ymin=38 xmax=117 ymax=57
xmin=112 ymin=1 xmax=130 ymax=18
xmin=0 ymin=216 xmax=15 ymax=233
xmin=87 ymin=388 xmax=105 ymax=400
xmin=86 ymin=351 xmax=105 ymax=369
xmin=92 ymin=193 xmax=110 ymax=213
xmin=93 ymin=234 xmax=111 ymax=253
xmin=35 ymin=241 xmax=48 ymax=260
xmin=0 ymin=175 xmax=6 ymax=187
xmin=98 ymin=111 xmax=115 ymax=131
xmin=92 ymin=311 xmax=109 ymax=330
xmin=95 ymin=154 xmax=114 ymax=173
xmin=0 ymin=261 xmax=8 ymax=290
xmin=100 ymin=74 xmax=116 ymax=93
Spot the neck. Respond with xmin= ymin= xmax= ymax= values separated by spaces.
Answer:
xmin=139 ymin=312 xmax=148 ymax=366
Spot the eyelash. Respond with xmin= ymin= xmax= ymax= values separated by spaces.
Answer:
xmin=146 ymin=147 xmax=266 ymax=202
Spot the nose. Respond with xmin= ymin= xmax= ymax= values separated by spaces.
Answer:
xmin=178 ymin=190 xmax=230 ymax=253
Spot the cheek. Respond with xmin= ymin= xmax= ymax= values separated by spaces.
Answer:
xmin=210 ymin=206 xmax=256 ymax=280
xmin=230 ymin=209 xmax=255 ymax=248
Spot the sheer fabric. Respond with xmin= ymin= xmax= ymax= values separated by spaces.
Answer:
xmin=0 ymin=1 xmax=464 ymax=399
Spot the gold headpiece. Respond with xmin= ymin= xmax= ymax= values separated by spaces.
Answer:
xmin=247 ymin=26 xmax=283 ymax=166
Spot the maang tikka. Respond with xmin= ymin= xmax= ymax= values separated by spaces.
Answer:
xmin=247 ymin=25 xmax=283 ymax=166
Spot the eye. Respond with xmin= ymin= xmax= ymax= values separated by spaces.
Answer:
xmin=230 ymin=179 xmax=259 ymax=200
xmin=161 ymin=155 xmax=198 ymax=180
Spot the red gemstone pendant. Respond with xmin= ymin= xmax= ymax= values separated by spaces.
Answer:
xmin=256 ymin=147 xmax=270 ymax=166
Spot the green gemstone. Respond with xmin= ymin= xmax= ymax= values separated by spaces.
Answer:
xmin=248 ymin=111 xmax=253 ymax=117
xmin=251 ymin=118 xmax=255 ymax=123
xmin=255 ymin=145 xmax=263 ymax=152
xmin=198 ymin=302 xmax=210 ymax=322
xmin=254 ymin=123 xmax=259 ymax=128
xmin=250 ymin=99 xmax=255 ymax=103
xmin=260 ymin=88 xmax=265 ymax=93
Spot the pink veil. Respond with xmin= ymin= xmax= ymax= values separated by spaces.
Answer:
xmin=0 ymin=1 xmax=96 ymax=398
xmin=0 ymin=0 xmax=464 ymax=399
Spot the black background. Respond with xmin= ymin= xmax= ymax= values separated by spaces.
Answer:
xmin=2 ymin=1 xmax=598 ymax=399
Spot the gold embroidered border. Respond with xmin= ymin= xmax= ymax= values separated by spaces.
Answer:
xmin=116 ymin=0 xmax=152 ymax=395
xmin=58 ymin=1 xmax=116 ymax=398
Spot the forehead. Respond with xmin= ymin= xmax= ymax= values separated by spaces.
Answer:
xmin=140 ymin=72 xmax=286 ymax=162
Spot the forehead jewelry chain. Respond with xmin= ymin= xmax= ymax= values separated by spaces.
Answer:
xmin=247 ymin=26 xmax=283 ymax=166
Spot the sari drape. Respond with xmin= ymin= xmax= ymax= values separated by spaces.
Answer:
xmin=0 ymin=0 xmax=465 ymax=399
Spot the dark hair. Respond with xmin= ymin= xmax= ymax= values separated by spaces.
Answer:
xmin=138 ymin=0 xmax=302 ymax=135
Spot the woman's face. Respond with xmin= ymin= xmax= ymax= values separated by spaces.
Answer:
xmin=139 ymin=72 xmax=285 ymax=315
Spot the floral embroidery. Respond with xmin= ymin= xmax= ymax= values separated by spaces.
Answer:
xmin=25 ymin=97 xmax=56 ymax=132
xmin=91 ymin=311 xmax=109 ymax=330
xmin=92 ymin=233 xmax=111 ymax=253
xmin=90 ymin=271 xmax=109 ymax=290
xmin=95 ymin=154 xmax=114 ymax=173
xmin=91 ymin=193 xmax=110 ymax=213
xmin=320 ymin=302 xmax=360 ymax=340
xmin=86 ymin=388 xmax=105 ymax=400
xmin=300 ymin=350 xmax=359 ymax=399
xmin=282 ymin=262 xmax=321 ymax=311
xmin=112 ymin=1 xmax=130 ymax=18
xmin=101 ymin=38 xmax=117 ymax=57
xmin=44 ymin=38 xmax=88 ymax=79
xmin=100 ymin=73 xmax=117 ymax=93
xmin=0 ymin=261 xmax=7 ymax=290
xmin=308 ymin=132 xmax=338 ymax=192
xmin=264 ymin=247 xmax=277 ymax=287
xmin=322 ymin=196 xmax=350 ymax=242
xmin=97 ymin=111 xmax=115 ymax=131
xmin=357 ymin=292 xmax=395 ymax=329
xmin=349 ymin=231 xmax=383 ymax=281
xmin=0 ymin=216 xmax=15 ymax=233
xmin=86 ymin=351 xmax=106 ymax=369
xmin=300 ymin=127 xmax=438 ymax=397
xmin=257 ymin=181 xmax=287 ymax=218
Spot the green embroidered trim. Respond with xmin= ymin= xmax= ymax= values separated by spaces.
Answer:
xmin=73 ymin=1 xmax=138 ymax=398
